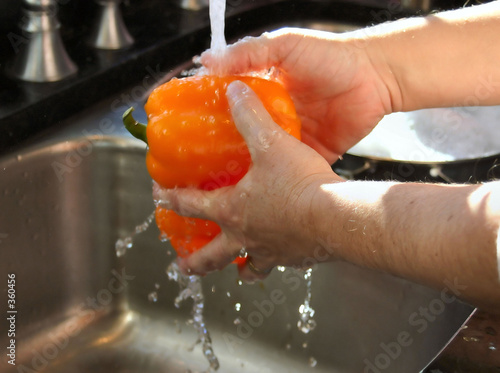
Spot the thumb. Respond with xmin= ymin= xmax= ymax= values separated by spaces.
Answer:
xmin=226 ymin=80 xmax=285 ymax=161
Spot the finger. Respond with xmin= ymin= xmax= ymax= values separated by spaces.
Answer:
xmin=177 ymin=234 xmax=240 ymax=276
xmin=226 ymin=81 xmax=286 ymax=161
xmin=153 ymin=182 xmax=223 ymax=220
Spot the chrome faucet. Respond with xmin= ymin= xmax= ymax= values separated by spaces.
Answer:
xmin=8 ymin=0 xmax=78 ymax=82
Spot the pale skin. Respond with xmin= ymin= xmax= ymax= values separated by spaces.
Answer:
xmin=155 ymin=2 xmax=500 ymax=311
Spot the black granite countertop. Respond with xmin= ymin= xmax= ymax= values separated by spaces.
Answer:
xmin=0 ymin=0 xmax=413 ymax=156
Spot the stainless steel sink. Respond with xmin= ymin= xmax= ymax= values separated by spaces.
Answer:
xmin=0 ymin=125 xmax=474 ymax=373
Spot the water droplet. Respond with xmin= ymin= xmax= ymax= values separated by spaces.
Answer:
xmin=302 ymin=341 xmax=308 ymax=349
xmin=297 ymin=268 xmax=317 ymax=334
xmin=238 ymin=247 xmax=248 ymax=258
xmin=308 ymin=357 xmax=317 ymax=367
xmin=236 ymin=279 xmax=243 ymax=286
xmin=488 ymin=343 xmax=497 ymax=351
xmin=148 ymin=291 xmax=158 ymax=302
xmin=166 ymin=261 xmax=219 ymax=370
xmin=298 ymin=316 xmax=317 ymax=334
xmin=160 ymin=232 xmax=170 ymax=242
xmin=233 ymin=317 xmax=242 ymax=325
xmin=277 ymin=266 xmax=286 ymax=272
xmin=114 ymin=210 xmax=155 ymax=257
xmin=257 ymin=129 xmax=278 ymax=150
xmin=211 ymin=285 xmax=216 ymax=293
xmin=234 ymin=303 xmax=241 ymax=312
xmin=115 ymin=237 xmax=133 ymax=257
xmin=226 ymin=291 xmax=231 ymax=298
xmin=154 ymin=283 xmax=160 ymax=289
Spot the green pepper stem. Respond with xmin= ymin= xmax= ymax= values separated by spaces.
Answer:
xmin=123 ymin=107 xmax=148 ymax=145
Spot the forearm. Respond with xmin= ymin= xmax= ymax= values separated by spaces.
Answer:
xmin=361 ymin=1 xmax=500 ymax=112
xmin=313 ymin=179 xmax=500 ymax=310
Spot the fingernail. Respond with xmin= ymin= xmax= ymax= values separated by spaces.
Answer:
xmin=227 ymin=80 xmax=248 ymax=99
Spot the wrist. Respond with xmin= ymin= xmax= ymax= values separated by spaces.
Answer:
xmin=344 ymin=28 xmax=403 ymax=115
xmin=362 ymin=35 xmax=403 ymax=115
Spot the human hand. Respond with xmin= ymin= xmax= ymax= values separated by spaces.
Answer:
xmin=199 ymin=28 xmax=394 ymax=164
xmin=154 ymin=80 xmax=343 ymax=282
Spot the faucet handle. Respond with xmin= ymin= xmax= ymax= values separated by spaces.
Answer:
xmin=88 ymin=0 xmax=134 ymax=50
xmin=7 ymin=1 xmax=77 ymax=82
xmin=23 ymin=0 xmax=56 ymax=8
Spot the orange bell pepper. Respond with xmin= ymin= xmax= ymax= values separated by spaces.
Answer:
xmin=123 ymin=75 xmax=301 ymax=261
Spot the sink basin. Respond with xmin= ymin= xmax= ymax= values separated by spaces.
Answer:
xmin=0 ymin=132 xmax=474 ymax=373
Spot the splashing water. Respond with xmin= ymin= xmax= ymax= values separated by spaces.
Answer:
xmin=297 ymin=268 xmax=317 ymax=334
xmin=152 ymin=182 xmax=221 ymax=370
xmin=115 ymin=236 xmax=133 ymax=257
xmin=308 ymin=357 xmax=318 ymax=368
xmin=209 ymin=0 xmax=226 ymax=52
xmin=166 ymin=261 xmax=220 ymax=371
xmin=113 ymin=210 xmax=220 ymax=370
xmin=115 ymin=211 xmax=156 ymax=257
xmin=148 ymin=291 xmax=159 ymax=303
xmin=207 ymin=0 xmax=228 ymax=75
